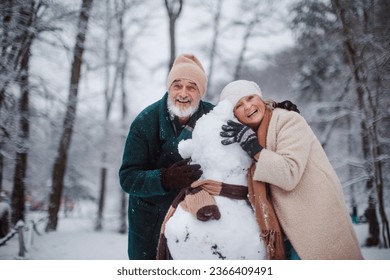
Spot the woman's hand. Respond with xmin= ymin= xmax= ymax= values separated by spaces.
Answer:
xmin=220 ymin=120 xmax=263 ymax=158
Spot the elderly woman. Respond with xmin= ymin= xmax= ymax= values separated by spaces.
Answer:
xmin=219 ymin=80 xmax=363 ymax=260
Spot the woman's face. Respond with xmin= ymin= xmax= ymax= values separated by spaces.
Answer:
xmin=233 ymin=94 xmax=265 ymax=130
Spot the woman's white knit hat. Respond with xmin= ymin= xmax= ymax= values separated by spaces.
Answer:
xmin=219 ymin=80 xmax=263 ymax=106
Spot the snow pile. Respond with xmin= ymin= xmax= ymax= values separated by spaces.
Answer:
xmin=165 ymin=100 xmax=267 ymax=260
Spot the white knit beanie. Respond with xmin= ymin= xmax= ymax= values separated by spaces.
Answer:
xmin=219 ymin=80 xmax=263 ymax=106
xmin=167 ymin=54 xmax=208 ymax=97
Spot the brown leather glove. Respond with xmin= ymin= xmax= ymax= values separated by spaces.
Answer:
xmin=275 ymin=100 xmax=300 ymax=113
xmin=160 ymin=158 xmax=202 ymax=191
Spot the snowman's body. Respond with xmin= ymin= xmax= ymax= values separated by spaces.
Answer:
xmin=164 ymin=101 xmax=267 ymax=260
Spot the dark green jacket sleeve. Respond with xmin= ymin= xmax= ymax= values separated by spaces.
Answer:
xmin=119 ymin=119 xmax=167 ymax=198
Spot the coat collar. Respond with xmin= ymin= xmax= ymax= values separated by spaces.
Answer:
xmin=158 ymin=93 xmax=172 ymax=140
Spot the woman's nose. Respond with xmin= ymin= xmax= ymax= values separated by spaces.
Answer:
xmin=242 ymin=101 xmax=251 ymax=110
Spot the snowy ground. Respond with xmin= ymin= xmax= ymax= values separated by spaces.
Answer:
xmin=0 ymin=207 xmax=390 ymax=260
xmin=0 ymin=213 xmax=128 ymax=260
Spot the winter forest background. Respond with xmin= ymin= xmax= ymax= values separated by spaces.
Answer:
xmin=0 ymin=0 xmax=389 ymax=259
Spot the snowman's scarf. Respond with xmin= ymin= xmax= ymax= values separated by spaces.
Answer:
xmin=247 ymin=107 xmax=285 ymax=260
xmin=156 ymin=180 xmax=248 ymax=260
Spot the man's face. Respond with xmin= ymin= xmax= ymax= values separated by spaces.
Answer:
xmin=167 ymin=79 xmax=201 ymax=119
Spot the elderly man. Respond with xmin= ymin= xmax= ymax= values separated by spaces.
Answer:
xmin=119 ymin=54 xmax=213 ymax=260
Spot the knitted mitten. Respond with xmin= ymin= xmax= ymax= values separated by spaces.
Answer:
xmin=180 ymin=188 xmax=221 ymax=221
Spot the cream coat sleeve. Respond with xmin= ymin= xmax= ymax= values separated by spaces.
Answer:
xmin=253 ymin=110 xmax=315 ymax=191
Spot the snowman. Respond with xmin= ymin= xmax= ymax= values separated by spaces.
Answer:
xmin=160 ymin=100 xmax=267 ymax=260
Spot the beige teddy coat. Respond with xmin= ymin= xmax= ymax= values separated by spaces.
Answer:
xmin=253 ymin=108 xmax=363 ymax=260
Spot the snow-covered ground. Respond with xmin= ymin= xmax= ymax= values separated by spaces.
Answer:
xmin=0 ymin=212 xmax=127 ymax=260
xmin=0 ymin=208 xmax=389 ymax=260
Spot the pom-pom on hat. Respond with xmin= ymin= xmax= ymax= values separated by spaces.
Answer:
xmin=167 ymin=54 xmax=208 ymax=97
xmin=219 ymin=80 xmax=263 ymax=106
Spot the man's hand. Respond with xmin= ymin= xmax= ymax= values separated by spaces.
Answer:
xmin=160 ymin=158 xmax=202 ymax=190
xmin=220 ymin=120 xmax=263 ymax=158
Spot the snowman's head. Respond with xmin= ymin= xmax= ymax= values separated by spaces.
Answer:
xmin=178 ymin=100 xmax=253 ymax=186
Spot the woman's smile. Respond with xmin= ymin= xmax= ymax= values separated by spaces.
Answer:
xmin=247 ymin=109 xmax=258 ymax=118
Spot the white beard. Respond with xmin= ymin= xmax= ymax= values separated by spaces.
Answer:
xmin=167 ymin=97 xmax=199 ymax=119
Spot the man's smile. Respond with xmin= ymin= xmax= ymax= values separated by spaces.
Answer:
xmin=176 ymin=98 xmax=191 ymax=104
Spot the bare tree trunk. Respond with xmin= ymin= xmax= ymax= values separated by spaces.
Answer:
xmin=363 ymin=2 xmax=389 ymax=248
xmin=364 ymin=195 xmax=380 ymax=246
xmin=0 ymin=94 xmax=5 ymax=193
xmin=0 ymin=1 xmax=33 ymax=93
xmin=95 ymin=162 xmax=107 ymax=230
xmin=0 ymin=153 xmax=3 ymax=193
xmin=7 ymin=0 xmax=35 ymax=225
xmin=11 ymin=38 xmax=32 ymax=225
xmin=46 ymin=0 xmax=94 ymax=231
xmin=233 ymin=1 xmax=266 ymax=80
xmin=368 ymin=72 xmax=389 ymax=247
xmin=234 ymin=19 xmax=256 ymax=80
xmin=0 ymin=90 xmax=10 ymax=190
xmin=207 ymin=0 xmax=223 ymax=98
xmin=0 ymin=0 xmax=12 ymax=92
xmin=0 ymin=91 xmax=5 ymax=194
xmin=119 ymin=188 xmax=127 ymax=234
xmin=1 ymin=1 xmax=30 ymax=193
xmin=164 ymin=0 xmax=183 ymax=71
xmin=94 ymin=0 xmax=112 ymax=232
xmin=347 ymin=115 xmax=358 ymax=224
xmin=0 ymin=1 xmax=12 ymax=188
xmin=118 ymin=3 xmax=128 ymax=235
xmin=370 ymin=101 xmax=389 ymax=246
xmin=118 ymin=43 xmax=129 ymax=234
xmin=95 ymin=0 xmax=127 ymax=231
